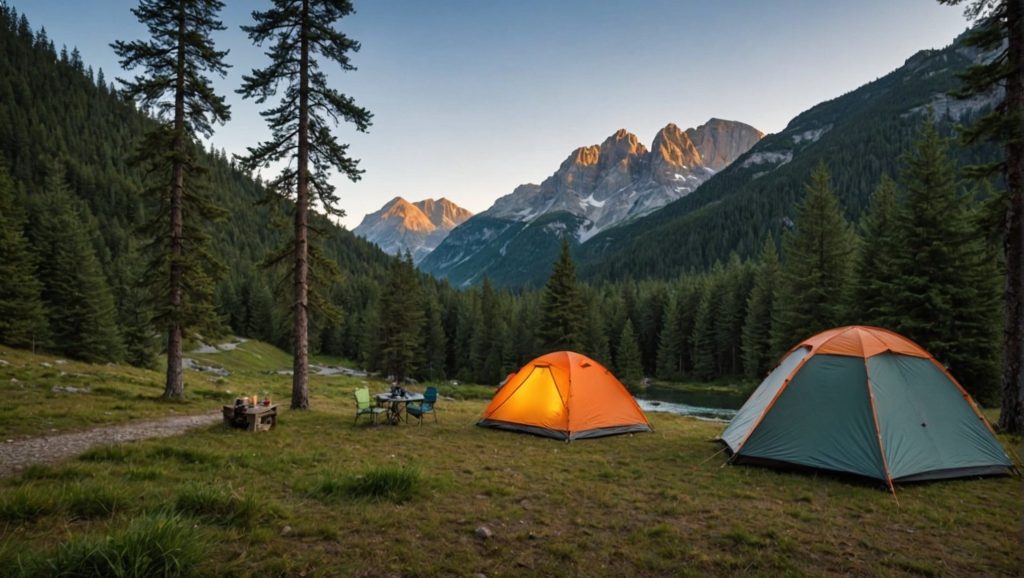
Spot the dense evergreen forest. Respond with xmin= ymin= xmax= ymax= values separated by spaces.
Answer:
xmin=576 ymin=33 xmax=1002 ymax=282
xmin=0 ymin=5 xmax=1004 ymax=406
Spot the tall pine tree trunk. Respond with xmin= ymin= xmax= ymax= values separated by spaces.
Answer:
xmin=164 ymin=5 xmax=187 ymax=400
xmin=999 ymin=0 xmax=1024 ymax=434
xmin=291 ymin=0 xmax=311 ymax=410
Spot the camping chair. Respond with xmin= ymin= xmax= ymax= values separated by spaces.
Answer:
xmin=406 ymin=387 xmax=438 ymax=425
xmin=354 ymin=387 xmax=385 ymax=425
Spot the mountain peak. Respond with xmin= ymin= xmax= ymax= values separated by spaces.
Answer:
xmin=414 ymin=197 xmax=474 ymax=230
xmin=383 ymin=196 xmax=412 ymax=207
xmin=602 ymin=128 xmax=641 ymax=147
xmin=353 ymin=197 xmax=473 ymax=263
xmin=685 ymin=119 xmax=766 ymax=172
xmin=571 ymin=145 xmax=601 ymax=166
xmin=652 ymin=123 xmax=700 ymax=167
xmin=599 ymin=129 xmax=647 ymax=166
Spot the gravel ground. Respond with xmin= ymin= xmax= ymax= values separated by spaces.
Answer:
xmin=0 ymin=412 xmax=221 ymax=476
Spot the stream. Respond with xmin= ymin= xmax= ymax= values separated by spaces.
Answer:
xmin=633 ymin=383 xmax=746 ymax=422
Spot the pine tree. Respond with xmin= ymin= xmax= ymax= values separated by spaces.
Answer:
xmin=855 ymin=175 xmax=903 ymax=327
xmin=112 ymin=0 xmax=231 ymax=399
xmin=742 ymin=235 xmax=779 ymax=377
xmin=421 ymin=285 xmax=447 ymax=381
xmin=477 ymin=278 xmax=507 ymax=384
xmin=636 ymin=283 xmax=668 ymax=374
xmin=0 ymin=166 xmax=47 ymax=348
xmin=510 ymin=294 xmax=540 ymax=367
xmin=772 ymin=162 xmax=857 ymax=354
xmin=675 ymin=279 xmax=704 ymax=376
xmin=887 ymin=120 xmax=1001 ymax=402
xmin=938 ymin=0 xmax=1023 ymax=430
xmin=113 ymin=248 xmax=159 ymax=368
xmin=582 ymin=294 xmax=611 ymax=367
xmin=29 ymin=187 xmax=123 ymax=363
xmin=691 ymin=278 xmax=718 ymax=381
xmin=538 ymin=239 xmax=585 ymax=352
xmin=238 ymin=0 xmax=372 ymax=409
xmin=377 ymin=253 xmax=424 ymax=383
xmin=714 ymin=256 xmax=753 ymax=376
xmin=616 ymin=319 xmax=643 ymax=386
xmin=604 ymin=289 xmax=629 ymax=365
xmin=655 ymin=294 xmax=682 ymax=380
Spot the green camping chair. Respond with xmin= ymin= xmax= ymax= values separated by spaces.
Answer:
xmin=354 ymin=387 xmax=385 ymax=425
xmin=406 ymin=387 xmax=438 ymax=425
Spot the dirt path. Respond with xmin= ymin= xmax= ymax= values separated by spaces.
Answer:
xmin=0 ymin=412 xmax=221 ymax=477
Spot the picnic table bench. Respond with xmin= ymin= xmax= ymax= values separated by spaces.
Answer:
xmin=222 ymin=403 xmax=278 ymax=432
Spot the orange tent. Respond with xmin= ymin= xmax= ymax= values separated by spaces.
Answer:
xmin=477 ymin=351 xmax=652 ymax=440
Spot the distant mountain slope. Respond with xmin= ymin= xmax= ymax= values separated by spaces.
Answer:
xmin=353 ymin=197 xmax=472 ymax=263
xmin=420 ymin=119 xmax=762 ymax=288
xmin=577 ymin=32 xmax=1001 ymax=282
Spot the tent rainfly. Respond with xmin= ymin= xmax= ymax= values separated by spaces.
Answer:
xmin=478 ymin=351 xmax=652 ymax=440
xmin=721 ymin=326 xmax=1013 ymax=488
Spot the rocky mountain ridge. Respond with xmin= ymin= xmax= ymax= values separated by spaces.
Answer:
xmin=418 ymin=118 xmax=762 ymax=286
xmin=352 ymin=197 xmax=472 ymax=263
xmin=485 ymin=119 xmax=763 ymax=241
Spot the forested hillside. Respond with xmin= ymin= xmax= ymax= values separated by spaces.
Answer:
xmin=0 ymin=4 xmax=393 ymax=363
xmin=577 ymin=32 xmax=1001 ymax=281
xmin=0 ymin=7 xmax=1002 ymax=408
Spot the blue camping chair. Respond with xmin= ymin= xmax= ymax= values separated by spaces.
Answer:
xmin=406 ymin=387 xmax=438 ymax=425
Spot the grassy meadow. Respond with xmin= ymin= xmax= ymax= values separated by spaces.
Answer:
xmin=0 ymin=342 xmax=1021 ymax=577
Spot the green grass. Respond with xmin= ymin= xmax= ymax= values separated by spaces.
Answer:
xmin=174 ymin=483 xmax=264 ymax=527
xmin=0 ymin=340 xmax=1021 ymax=576
xmin=0 ymin=340 xmax=368 ymax=439
xmin=314 ymin=465 xmax=422 ymax=503
xmin=39 ymin=512 xmax=206 ymax=578
xmin=0 ymin=486 xmax=58 ymax=522
xmin=431 ymin=381 xmax=496 ymax=400
xmin=64 ymin=483 xmax=130 ymax=519
xmin=18 ymin=464 xmax=88 ymax=481
xmin=0 ymin=345 xmax=236 ymax=438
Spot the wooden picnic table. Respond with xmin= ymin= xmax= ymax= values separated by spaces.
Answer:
xmin=374 ymin=392 xmax=424 ymax=425
xmin=222 ymin=403 xmax=278 ymax=432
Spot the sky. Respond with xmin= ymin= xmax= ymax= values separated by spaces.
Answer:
xmin=14 ymin=0 xmax=971 ymax=228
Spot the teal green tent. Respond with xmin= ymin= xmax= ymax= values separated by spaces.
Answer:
xmin=721 ymin=326 xmax=1012 ymax=488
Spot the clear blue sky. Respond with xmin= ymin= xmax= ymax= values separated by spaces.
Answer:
xmin=14 ymin=0 xmax=970 ymax=228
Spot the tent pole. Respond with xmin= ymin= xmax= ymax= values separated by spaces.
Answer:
xmin=698 ymin=445 xmax=729 ymax=467
xmin=886 ymin=478 xmax=900 ymax=506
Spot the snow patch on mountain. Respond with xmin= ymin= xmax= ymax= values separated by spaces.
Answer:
xmin=791 ymin=126 xmax=830 ymax=144
xmin=741 ymin=150 xmax=793 ymax=169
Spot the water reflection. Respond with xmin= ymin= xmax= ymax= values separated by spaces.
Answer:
xmin=632 ymin=384 xmax=745 ymax=421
